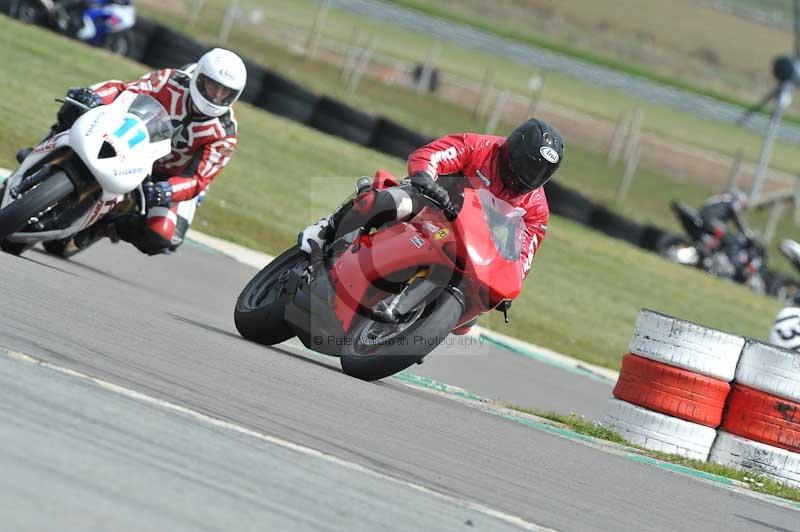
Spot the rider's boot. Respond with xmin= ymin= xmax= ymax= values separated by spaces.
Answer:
xmin=297 ymin=217 xmax=333 ymax=257
xmin=451 ymin=318 xmax=478 ymax=336
xmin=73 ymin=222 xmax=120 ymax=250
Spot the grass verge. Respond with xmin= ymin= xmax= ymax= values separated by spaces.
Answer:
xmin=512 ymin=406 xmax=800 ymax=503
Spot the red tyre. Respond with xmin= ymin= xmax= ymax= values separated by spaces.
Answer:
xmin=613 ymin=353 xmax=730 ymax=427
xmin=721 ymin=383 xmax=800 ymax=453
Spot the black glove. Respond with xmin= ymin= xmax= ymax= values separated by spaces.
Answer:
xmin=409 ymin=172 xmax=459 ymax=220
xmin=66 ymin=87 xmax=102 ymax=109
xmin=142 ymin=181 xmax=173 ymax=209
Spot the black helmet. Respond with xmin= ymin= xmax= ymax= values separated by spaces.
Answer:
xmin=499 ymin=119 xmax=564 ymax=193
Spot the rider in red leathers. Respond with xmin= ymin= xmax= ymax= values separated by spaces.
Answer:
xmin=299 ymin=118 xmax=564 ymax=332
xmin=19 ymin=48 xmax=246 ymax=255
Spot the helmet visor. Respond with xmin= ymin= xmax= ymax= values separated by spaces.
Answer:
xmin=508 ymin=157 xmax=554 ymax=192
xmin=197 ymin=73 xmax=240 ymax=106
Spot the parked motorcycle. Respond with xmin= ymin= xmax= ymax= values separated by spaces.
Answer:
xmin=234 ymin=172 xmax=522 ymax=381
xmin=10 ymin=0 xmax=135 ymax=55
xmin=658 ymin=200 xmax=768 ymax=293
xmin=0 ymin=91 xmax=173 ymax=256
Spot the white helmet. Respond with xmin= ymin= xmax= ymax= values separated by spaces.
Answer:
xmin=189 ymin=48 xmax=247 ymax=117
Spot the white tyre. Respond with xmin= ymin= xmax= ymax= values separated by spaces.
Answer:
xmin=603 ymin=398 xmax=717 ymax=461
xmin=709 ymin=431 xmax=800 ymax=488
xmin=735 ymin=339 xmax=800 ymax=402
xmin=629 ymin=309 xmax=744 ymax=381
xmin=768 ymin=306 xmax=800 ymax=352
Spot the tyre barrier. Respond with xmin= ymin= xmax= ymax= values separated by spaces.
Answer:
xmin=141 ymin=25 xmax=210 ymax=70
xmin=542 ymin=182 xmax=596 ymax=225
xmin=629 ymin=309 xmax=744 ymax=382
xmin=368 ymin=118 xmax=431 ymax=160
xmin=604 ymin=310 xmax=741 ymax=461
xmin=256 ymin=70 xmax=319 ymax=125
xmin=589 ymin=206 xmax=646 ymax=246
xmin=709 ymin=431 xmax=800 ymax=488
xmin=126 ymin=17 xmax=159 ymax=63
xmin=721 ymin=383 xmax=800 ymax=453
xmin=613 ymin=354 xmax=729 ymax=427
xmin=310 ymin=96 xmax=378 ymax=146
xmin=605 ymin=309 xmax=800 ymax=486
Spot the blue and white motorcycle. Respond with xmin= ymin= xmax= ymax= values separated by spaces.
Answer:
xmin=10 ymin=0 xmax=136 ymax=55
xmin=0 ymin=91 xmax=173 ymax=256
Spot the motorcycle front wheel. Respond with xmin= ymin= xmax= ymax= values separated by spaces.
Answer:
xmin=339 ymin=290 xmax=462 ymax=381
xmin=234 ymin=246 xmax=308 ymax=346
xmin=0 ymin=171 xmax=74 ymax=244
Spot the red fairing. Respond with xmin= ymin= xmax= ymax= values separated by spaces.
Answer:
xmin=91 ymin=69 xmax=238 ymax=201
xmin=407 ymin=133 xmax=549 ymax=278
xmin=331 ymin=174 xmax=523 ymax=332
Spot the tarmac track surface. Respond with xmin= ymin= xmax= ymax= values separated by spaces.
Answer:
xmin=1 ymin=241 xmax=798 ymax=531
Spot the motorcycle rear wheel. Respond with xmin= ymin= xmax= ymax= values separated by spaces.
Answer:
xmin=340 ymin=290 xmax=462 ymax=381
xmin=234 ymin=246 xmax=308 ymax=346
xmin=103 ymin=31 xmax=130 ymax=56
xmin=0 ymin=171 xmax=74 ymax=243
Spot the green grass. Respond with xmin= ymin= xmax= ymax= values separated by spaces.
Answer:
xmin=137 ymin=0 xmax=800 ymax=175
xmin=0 ymin=16 xmax=784 ymax=370
xmin=518 ymin=407 xmax=800 ymax=503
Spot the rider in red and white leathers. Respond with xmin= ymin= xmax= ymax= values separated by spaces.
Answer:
xmin=42 ymin=48 xmax=246 ymax=255
xmin=298 ymin=119 xmax=564 ymax=331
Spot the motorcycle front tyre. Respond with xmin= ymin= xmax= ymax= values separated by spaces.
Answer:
xmin=0 ymin=171 xmax=74 ymax=244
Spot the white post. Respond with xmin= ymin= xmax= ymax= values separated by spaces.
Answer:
xmin=764 ymin=200 xmax=788 ymax=245
xmin=473 ymin=68 xmax=495 ymax=118
xmin=341 ymin=27 xmax=364 ymax=81
xmin=794 ymin=178 xmax=800 ymax=225
xmin=304 ymin=0 xmax=331 ymax=60
xmin=726 ymin=149 xmax=744 ymax=191
xmin=617 ymin=142 xmax=640 ymax=201
xmin=188 ymin=0 xmax=205 ymax=27
xmin=608 ymin=110 xmax=632 ymax=166
xmin=485 ymin=90 xmax=510 ymax=135
xmin=346 ymin=37 xmax=377 ymax=95
xmin=218 ymin=0 xmax=240 ymax=44
xmin=526 ymin=73 xmax=545 ymax=118
xmin=416 ymin=42 xmax=441 ymax=94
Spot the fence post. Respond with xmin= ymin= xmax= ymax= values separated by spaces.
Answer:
xmin=304 ymin=0 xmax=331 ymax=60
xmin=794 ymin=178 xmax=800 ymax=225
xmin=526 ymin=73 xmax=546 ymax=118
xmin=341 ymin=27 xmax=364 ymax=81
xmin=188 ymin=0 xmax=205 ymax=27
xmin=346 ymin=37 xmax=377 ymax=95
xmin=218 ymin=0 xmax=240 ymax=44
xmin=416 ymin=42 xmax=441 ymax=94
xmin=615 ymin=109 xmax=643 ymax=201
xmin=473 ymin=67 xmax=495 ymax=118
xmin=485 ymin=90 xmax=510 ymax=135
xmin=764 ymin=200 xmax=788 ymax=245
xmin=726 ymin=149 xmax=744 ymax=191
xmin=608 ymin=110 xmax=632 ymax=166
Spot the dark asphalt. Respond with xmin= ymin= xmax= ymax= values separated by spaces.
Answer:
xmin=0 ymin=241 xmax=797 ymax=532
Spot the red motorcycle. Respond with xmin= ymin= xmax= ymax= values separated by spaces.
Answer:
xmin=234 ymin=170 xmax=524 ymax=380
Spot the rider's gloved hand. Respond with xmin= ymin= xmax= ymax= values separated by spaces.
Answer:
xmin=66 ymin=87 xmax=103 ymax=109
xmin=409 ymin=172 xmax=459 ymax=220
xmin=142 ymin=181 xmax=173 ymax=209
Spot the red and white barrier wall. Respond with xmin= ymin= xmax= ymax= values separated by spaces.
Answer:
xmin=603 ymin=308 xmax=800 ymax=487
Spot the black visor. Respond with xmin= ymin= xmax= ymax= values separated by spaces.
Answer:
xmin=197 ymin=73 xmax=240 ymax=106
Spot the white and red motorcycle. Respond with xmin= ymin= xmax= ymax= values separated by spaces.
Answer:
xmin=0 ymin=91 xmax=173 ymax=256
